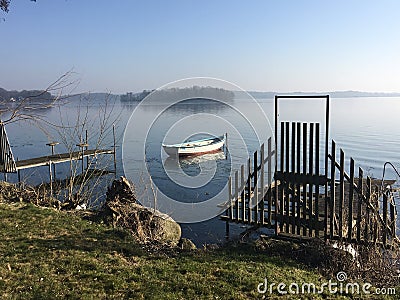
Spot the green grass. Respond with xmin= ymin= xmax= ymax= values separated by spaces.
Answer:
xmin=0 ymin=202 xmax=391 ymax=299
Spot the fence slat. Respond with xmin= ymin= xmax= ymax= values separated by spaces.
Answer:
xmin=315 ymin=123 xmax=320 ymax=237
xmin=228 ymin=176 xmax=233 ymax=220
xmin=241 ymin=164 xmax=245 ymax=222
xmin=383 ymin=191 xmax=388 ymax=246
xmin=254 ymin=150 xmax=258 ymax=224
xmin=348 ymin=158 xmax=355 ymax=241
xmin=308 ymin=123 xmax=314 ymax=236
xmin=267 ymin=138 xmax=272 ymax=225
xmin=302 ymin=123 xmax=307 ymax=236
xmin=365 ymin=176 xmax=371 ymax=242
xmin=247 ymin=157 xmax=251 ymax=224
xmin=291 ymin=122 xmax=296 ymax=233
xmin=235 ymin=170 xmax=239 ymax=221
xmin=330 ymin=140 xmax=336 ymax=239
xmin=296 ymin=122 xmax=301 ymax=235
xmin=357 ymin=168 xmax=363 ymax=242
xmin=339 ymin=149 xmax=345 ymax=239
xmin=260 ymin=143 xmax=265 ymax=225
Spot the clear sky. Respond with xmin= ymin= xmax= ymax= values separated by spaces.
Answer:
xmin=1 ymin=0 xmax=400 ymax=93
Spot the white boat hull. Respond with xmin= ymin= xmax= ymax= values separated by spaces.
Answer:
xmin=163 ymin=136 xmax=225 ymax=157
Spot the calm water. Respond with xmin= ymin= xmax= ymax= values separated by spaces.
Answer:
xmin=4 ymin=96 xmax=400 ymax=245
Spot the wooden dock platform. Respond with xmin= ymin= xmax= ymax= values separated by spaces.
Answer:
xmin=15 ymin=149 xmax=114 ymax=170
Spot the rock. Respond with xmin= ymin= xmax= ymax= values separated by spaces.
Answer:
xmin=178 ymin=238 xmax=197 ymax=250
xmin=102 ymin=177 xmax=181 ymax=246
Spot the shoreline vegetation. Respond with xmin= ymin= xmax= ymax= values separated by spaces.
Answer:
xmin=0 ymin=179 xmax=398 ymax=299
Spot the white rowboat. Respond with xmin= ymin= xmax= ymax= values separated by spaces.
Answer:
xmin=162 ymin=135 xmax=226 ymax=157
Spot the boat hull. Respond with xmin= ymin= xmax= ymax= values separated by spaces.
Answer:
xmin=162 ymin=136 xmax=225 ymax=157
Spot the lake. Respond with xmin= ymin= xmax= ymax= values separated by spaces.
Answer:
xmin=4 ymin=95 xmax=400 ymax=245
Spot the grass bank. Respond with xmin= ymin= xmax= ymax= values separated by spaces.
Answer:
xmin=0 ymin=202 xmax=394 ymax=299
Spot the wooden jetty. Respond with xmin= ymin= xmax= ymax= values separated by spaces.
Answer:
xmin=222 ymin=95 xmax=399 ymax=248
xmin=0 ymin=121 xmax=116 ymax=183
xmin=15 ymin=149 xmax=114 ymax=170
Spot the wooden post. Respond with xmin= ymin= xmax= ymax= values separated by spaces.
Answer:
xmin=247 ymin=157 xmax=251 ymax=223
xmin=254 ymin=150 xmax=258 ymax=224
xmin=308 ymin=123 xmax=314 ymax=237
xmin=389 ymin=194 xmax=396 ymax=239
xmin=241 ymin=164 xmax=245 ymax=222
xmin=85 ymin=130 xmax=89 ymax=170
xmin=291 ymin=122 xmax=296 ymax=234
xmin=235 ymin=170 xmax=239 ymax=221
xmin=356 ymin=168 xmax=363 ymax=242
xmin=49 ymin=161 xmax=53 ymax=197
xmin=279 ymin=122 xmax=285 ymax=232
xmin=302 ymin=123 xmax=307 ymax=236
xmin=365 ymin=177 xmax=372 ymax=242
xmin=267 ymin=138 xmax=272 ymax=225
xmin=315 ymin=123 xmax=320 ymax=237
xmin=348 ymin=158 xmax=355 ymax=242
xmin=260 ymin=143 xmax=265 ymax=225
xmin=296 ymin=122 xmax=301 ymax=235
xmin=383 ymin=190 xmax=388 ymax=246
xmin=330 ymin=141 xmax=336 ymax=239
xmin=112 ymin=124 xmax=117 ymax=178
xmin=17 ymin=157 xmax=21 ymax=183
xmin=228 ymin=176 xmax=233 ymax=220
xmin=339 ymin=149 xmax=345 ymax=239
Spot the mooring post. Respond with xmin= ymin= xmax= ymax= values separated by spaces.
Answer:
xmin=46 ymin=142 xmax=59 ymax=180
xmin=225 ymin=219 xmax=230 ymax=240
xmin=112 ymin=124 xmax=117 ymax=178
xmin=76 ymin=142 xmax=89 ymax=174
xmin=85 ymin=130 xmax=89 ymax=170
xmin=17 ymin=157 xmax=21 ymax=184
xmin=49 ymin=161 xmax=53 ymax=197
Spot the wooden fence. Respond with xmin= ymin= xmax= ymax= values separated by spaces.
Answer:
xmin=222 ymin=132 xmax=399 ymax=247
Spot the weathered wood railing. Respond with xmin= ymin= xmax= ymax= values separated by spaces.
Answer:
xmin=222 ymin=137 xmax=398 ymax=247
xmin=221 ymin=137 xmax=275 ymax=227
xmin=328 ymin=140 xmax=398 ymax=246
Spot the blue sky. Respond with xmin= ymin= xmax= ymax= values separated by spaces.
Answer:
xmin=1 ymin=0 xmax=400 ymax=93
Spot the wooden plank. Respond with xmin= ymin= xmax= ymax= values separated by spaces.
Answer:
xmin=383 ymin=191 xmax=388 ymax=246
xmin=16 ymin=149 xmax=114 ymax=170
xmin=302 ymin=123 xmax=307 ymax=236
xmin=296 ymin=122 xmax=301 ymax=235
xmin=339 ymin=149 xmax=345 ymax=239
xmin=260 ymin=143 xmax=265 ymax=225
xmin=308 ymin=123 xmax=314 ymax=237
xmin=329 ymin=141 xmax=336 ymax=239
xmin=291 ymin=122 xmax=296 ymax=234
xmin=315 ymin=123 xmax=320 ymax=237
xmin=279 ymin=122 xmax=285 ymax=232
xmin=254 ymin=151 xmax=259 ymax=224
xmin=390 ymin=194 xmax=396 ymax=238
xmin=365 ymin=177 xmax=371 ymax=242
xmin=348 ymin=158 xmax=355 ymax=241
xmin=247 ymin=157 xmax=251 ymax=224
xmin=285 ymin=122 xmax=290 ymax=173
xmin=285 ymin=122 xmax=290 ymax=233
xmin=228 ymin=176 xmax=233 ymax=220
xmin=235 ymin=170 xmax=239 ymax=221
xmin=267 ymin=138 xmax=272 ymax=225
xmin=357 ymin=168 xmax=363 ymax=242
xmin=241 ymin=164 xmax=246 ymax=222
